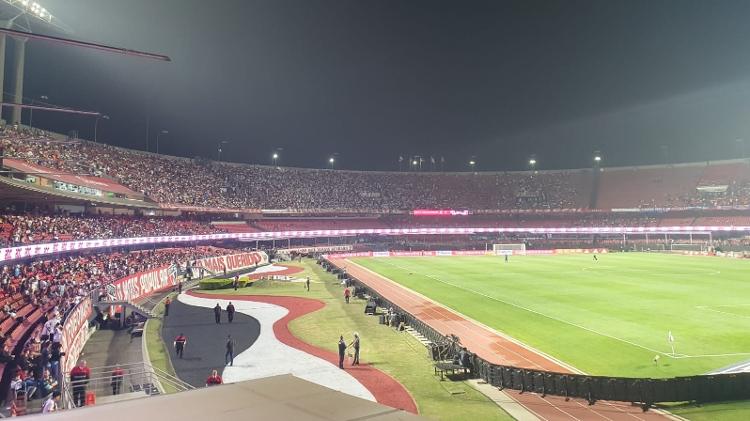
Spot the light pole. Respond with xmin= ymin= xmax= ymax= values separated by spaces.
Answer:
xmin=156 ymin=130 xmax=168 ymax=154
xmin=328 ymin=156 xmax=335 ymax=169
xmin=217 ymin=140 xmax=230 ymax=161
xmin=272 ymin=152 xmax=279 ymax=166
xmin=94 ymin=115 xmax=110 ymax=143
xmin=29 ymin=95 xmax=48 ymax=129
xmin=469 ymin=159 xmax=476 ymax=171
xmin=528 ymin=156 xmax=537 ymax=173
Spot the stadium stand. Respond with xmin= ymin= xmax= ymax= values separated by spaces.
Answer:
xmin=0 ymin=213 xmax=227 ymax=247
xmin=6 ymin=127 xmax=750 ymax=213
xmin=0 ymin=246 xmax=237 ymax=406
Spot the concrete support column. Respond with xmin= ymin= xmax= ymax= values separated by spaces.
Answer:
xmin=0 ymin=34 xmax=6 ymax=122
xmin=11 ymin=37 xmax=26 ymax=124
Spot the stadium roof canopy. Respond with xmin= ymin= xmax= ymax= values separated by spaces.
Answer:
xmin=42 ymin=374 xmax=424 ymax=421
xmin=0 ymin=0 xmax=70 ymax=34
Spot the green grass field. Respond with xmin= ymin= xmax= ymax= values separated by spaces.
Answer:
xmin=200 ymin=260 xmax=512 ymax=421
xmin=351 ymin=253 xmax=750 ymax=379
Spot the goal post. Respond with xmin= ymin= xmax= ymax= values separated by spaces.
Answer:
xmin=493 ymin=243 xmax=526 ymax=256
xmin=670 ymin=243 xmax=709 ymax=253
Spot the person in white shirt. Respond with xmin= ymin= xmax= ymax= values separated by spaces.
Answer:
xmin=42 ymin=392 xmax=60 ymax=413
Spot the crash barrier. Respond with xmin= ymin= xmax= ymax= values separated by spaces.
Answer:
xmin=322 ymin=258 xmax=750 ymax=408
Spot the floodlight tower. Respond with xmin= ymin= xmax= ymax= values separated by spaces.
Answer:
xmin=0 ymin=1 xmax=70 ymax=124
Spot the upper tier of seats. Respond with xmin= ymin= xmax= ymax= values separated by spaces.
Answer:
xmin=3 ymin=127 xmax=750 ymax=211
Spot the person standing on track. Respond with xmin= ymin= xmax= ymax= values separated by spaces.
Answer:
xmin=233 ymin=275 xmax=240 ymax=291
xmin=226 ymin=302 xmax=235 ymax=323
xmin=164 ymin=296 xmax=171 ymax=317
xmin=225 ymin=334 xmax=236 ymax=366
xmin=214 ymin=303 xmax=222 ymax=324
xmin=174 ymin=333 xmax=187 ymax=359
xmin=306 ymin=277 xmax=310 ymax=292
xmin=344 ymin=287 xmax=351 ymax=304
xmin=338 ymin=335 xmax=347 ymax=369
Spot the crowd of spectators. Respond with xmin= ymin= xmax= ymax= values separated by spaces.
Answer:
xmin=0 ymin=128 xmax=585 ymax=211
xmin=0 ymin=245 xmax=236 ymax=408
xmin=0 ymin=212 xmax=226 ymax=247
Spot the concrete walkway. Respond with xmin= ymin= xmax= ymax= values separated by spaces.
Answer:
xmin=178 ymin=293 xmax=376 ymax=402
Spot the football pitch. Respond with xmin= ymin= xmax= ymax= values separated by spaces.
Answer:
xmin=350 ymin=253 xmax=750 ymax=379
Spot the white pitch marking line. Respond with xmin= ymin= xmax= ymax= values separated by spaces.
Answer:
xmin=377 ymin=259 xmax=750 ymax=360
xmin=695 ymin=305 xmax=750 ymax=319
xmin=377 ymin=259 xmax=676 ymax=358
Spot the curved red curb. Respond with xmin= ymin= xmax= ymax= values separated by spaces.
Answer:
xmin=188 ymin=291 xmax=419 ymax=414
xmin=248 ymin=265 xmax=304 ymax=279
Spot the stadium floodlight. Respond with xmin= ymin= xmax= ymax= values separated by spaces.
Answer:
xmin=272 ymin=153 xmax=279 ymax=159
xmin=93 ymin=114 xmax=109 ymax=143
xmin=529 ymin=158 xmax=537 ymax=166
xmin=5 ymin=0 xmax=55 ymax=24
xmin=28 ymin=94 xmax=49 ymax=128
xmin=594 ymin=155 xmax=601 ymax=162
xmin=156 ymin=130 xmax=168 ymax=154
xmin=217 ymin=140 xmax=230 ymax=161
xmin=412 ymin=160 xmax=418 ymax=165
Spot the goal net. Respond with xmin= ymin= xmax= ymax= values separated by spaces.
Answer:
xmin=670 ymin=243 xmax=709 ymax=252
xmin=493 ymin=243 xmax=526 ymax=256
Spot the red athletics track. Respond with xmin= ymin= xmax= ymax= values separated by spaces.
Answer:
xmin=188 ymin=291 xmax=419 ymax=414
xmin=333 ymin=258 xmax=674 ymax=421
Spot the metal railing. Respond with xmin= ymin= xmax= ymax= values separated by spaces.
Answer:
xmin=60 ymin=362 xmax=193 ymax=410
xmin=323 ymin=258 xmax=750 ymax=409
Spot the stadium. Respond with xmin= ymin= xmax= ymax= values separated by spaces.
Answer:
xmin=0 ymin=1 xmax=749 ymax=420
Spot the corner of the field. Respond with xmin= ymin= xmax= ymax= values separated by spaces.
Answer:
xmin=343 ymin=258 xmax=585 ymax=375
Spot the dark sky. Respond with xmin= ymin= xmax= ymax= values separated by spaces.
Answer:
xmin=16 ymin=0 xmax=750 ymax=171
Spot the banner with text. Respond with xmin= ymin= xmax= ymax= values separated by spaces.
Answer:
xmin=110 ymin=251 xmax=268 ymax=302
xmin=61 ymin=297 xmax=93 ymax=374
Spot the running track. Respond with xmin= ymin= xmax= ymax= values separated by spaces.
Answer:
xmin=188 ymin=291 xmax=418 ymax=414
xmin=333 ymin=258 xmax=673 ymax=421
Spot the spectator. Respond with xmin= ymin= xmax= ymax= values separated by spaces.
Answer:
xmin=205 ymin=369 xmax=222 ymax=387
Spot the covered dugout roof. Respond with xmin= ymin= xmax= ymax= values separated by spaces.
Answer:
xmin=34 ymin=374 xmax=424 ymax=421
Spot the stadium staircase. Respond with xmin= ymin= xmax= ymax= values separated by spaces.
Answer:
xmin=105 ymin=300 xmax=160 ymax=320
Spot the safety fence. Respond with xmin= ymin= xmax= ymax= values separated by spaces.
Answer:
xmin=321 ymin=258 xmax=750 ymax=408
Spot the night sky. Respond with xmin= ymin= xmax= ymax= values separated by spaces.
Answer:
xmin=16 ymin=0 xmax=750 ymax=171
